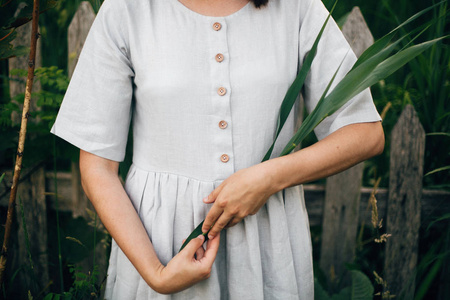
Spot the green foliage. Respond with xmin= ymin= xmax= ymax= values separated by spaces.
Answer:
xmin=0 ymin=0 xmax=57 ymax=60
xmin=263 ymin=2 xmax=336 ymax=161
xmin=0 ymin=66 xmax=76 ymax=170
xmin=315 ymin=270 xmax=374 ymax=300
xmin=413 ymin=213 xmax=450 ymax=300
xmin=43 ymin=265 xmax=102 ymax=300
xmin=39 ymin=0 xmax=103 ymax=68
xmin=386 ymin=1 xmax=450 ymax=189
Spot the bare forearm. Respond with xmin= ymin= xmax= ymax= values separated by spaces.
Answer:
xmin=79 ymin=151 xmax=163 ymax=289
xmin=265 ymin=121 xmax=385 ymax=192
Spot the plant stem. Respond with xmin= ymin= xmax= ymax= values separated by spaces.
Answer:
xmin=0 ymin=0 xmax=40 ymax=287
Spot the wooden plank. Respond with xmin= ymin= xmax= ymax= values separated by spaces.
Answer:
xmin=15 ymin=166 xmax=49 ymax=293
xmin=320 ymin=163 xmax=364 ymax=283
xmin=301 ymin=185 xmax=450 ymax=227
xmin=67 ymin=3 xmax=104 ymax=290
xmin=384 ymin=105 xmax=425 ymax=299
xmin=67 ymin=1 xmax=96 ymax=219
xmin=319 ymin=6 xmax=374 ymax=285
xmin=341 ymin=7 xmax=374 ymax=58
xmin=68 ymin=1 xmax=96 ymax=78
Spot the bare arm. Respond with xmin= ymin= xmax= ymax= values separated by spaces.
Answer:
xmin=79 ymin=150 xmax=220 ymax=294
xmin=202 ymin=121 xmax=384 ymax=238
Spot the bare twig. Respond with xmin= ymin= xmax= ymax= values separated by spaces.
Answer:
xmin=0 ymin=0 xmax=40 ymax=286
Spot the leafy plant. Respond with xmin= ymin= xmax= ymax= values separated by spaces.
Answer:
xmin=0 ymin=66 xmax=74 ymax=170
xmin=315 ymin=270 xmax=374 ymax=300
xmin=43 ymin=265 xmax=102 ymax=300
xmin=0 ymin=0 xmax=56 ymax=60
xmin=380 ymin=0 xmax=450 ymax=189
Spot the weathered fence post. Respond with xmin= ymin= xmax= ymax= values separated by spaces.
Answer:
xmin=384 ymin=105 xmax=425 ymax=298
xmin=67 ymin=1 xmax=95 ymax=220
xmin=66 ymin=1 xmax=109 ymax=289
xmin=15 ymin=165 xmax=48 ymax=291
xmin=8 ymin=12 xmax=49 ymax=292
xmin=319 ymin=6 xmax=374 ymax=285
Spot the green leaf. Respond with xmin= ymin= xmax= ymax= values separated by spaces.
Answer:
xmin=425 ymin=165 xmax=450 ymax=177
xmin=352 ymin=1 xmax=444 ymax=69
xmin=350 ymin=270 xmax=374 ymax=300
xmin=43 ymin=293 xmax=54 ymax=300
xmin=314 ymin=278 xmax=331 ymax=300
xmin=178 ymin=221 xmax=209 ymax=252
xmin=280 ymin=37 xmax=444 ymax=156
xmin=426 ymin=213 xmax=450 ymax=231
xmin=262 ymin=3 xmax=336 ymax=162
xmin=331 ymin=287 xmax=351 ymax=300
xmin=427 ymin=132 xmax=450 ymax=138
xmin=414 ymin=257 xmax=444 ymax=300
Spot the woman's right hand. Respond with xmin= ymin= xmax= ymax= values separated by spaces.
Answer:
xmin=152 ymin=233 xmax=220 ymax=294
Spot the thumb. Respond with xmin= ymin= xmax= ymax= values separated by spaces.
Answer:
xmin=181 ymin=234 xmax=205 ymax=257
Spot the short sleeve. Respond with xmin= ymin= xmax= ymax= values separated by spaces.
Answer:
xmin=298 ymin=0 xmax=381 ymax=140
xmin=51 ymin=0 xmax=134 ymax=162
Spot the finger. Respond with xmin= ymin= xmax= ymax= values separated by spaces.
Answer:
xmin=203 ymin=185 xmax=223 ymax=204
xmin=181 ymin=235 xmax=205 ymax=258
xmin=208 ymin=212 xmax=232 ymax=239
xmin=203 ymin=232 xmax=220 ymax=263
xmin=225 ymin=217 xmax=242 ymax=228
xmin=195 ymin=245 xmax=205 ymax=260
xmin=202 ymin=204 xmax=224 ymax=233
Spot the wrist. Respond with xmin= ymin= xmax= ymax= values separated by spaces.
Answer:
xmin=260 ymin=157 xmax=292 ymax=194
xmin=141 ymin=260 xmax=165 ymax=292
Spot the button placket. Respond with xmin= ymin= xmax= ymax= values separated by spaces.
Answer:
xmin=210 ymin=19 xmax=234 ymax=173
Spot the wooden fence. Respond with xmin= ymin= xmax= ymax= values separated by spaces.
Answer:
xmin=1 ymin=2 xmax=449 ymax=298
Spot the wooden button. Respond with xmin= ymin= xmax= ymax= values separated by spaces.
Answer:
xmin=213 ymin=22 xmax=222 ymax=31
xmin=219 ymin=120 xmax=228 ymax=129
xmin=217 ymin=87 xmax=227 ymax=96
xmin=220 ymin=154 xmax=229 ymax=163
xmin=215 ymin=53 xmax=224 ymax=62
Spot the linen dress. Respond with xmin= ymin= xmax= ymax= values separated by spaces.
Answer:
xmin=51 ymin=0 xmax=381 ymax=298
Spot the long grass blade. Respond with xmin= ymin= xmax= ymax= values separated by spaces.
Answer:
xmin=427 ymin=132 xmax=450 ymax=137
xmin=281 ymin=37 xmax=443 ymax=155
xmin=352 ymin=1 xmax=444 ymax=69
xmin=262 ymin=3 xmax=336 ymax=162
xmin=179 ymin=221 xmax=209 ymax=252
xmin=425 ymin=165 xmax=450 ymax=177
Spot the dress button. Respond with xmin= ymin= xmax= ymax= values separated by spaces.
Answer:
xmin=220 ymin=154 xmax=229 ymax=163
xmin=213 ymin=22 xmax=222 ymax=31
xmin=219 ymin=120 xmax=228 ymax=129
xmin=217 ymin=87 xmax=227 ymax=96
xmin=215 ymin=53 xmax=224 ymax=62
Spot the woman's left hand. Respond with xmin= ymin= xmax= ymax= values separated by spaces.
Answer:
xmin=202 ymin=162 xmax=278 ymax=239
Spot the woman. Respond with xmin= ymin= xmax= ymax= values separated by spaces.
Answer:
xmin=52 ymin=0 xmax=384 ymax=298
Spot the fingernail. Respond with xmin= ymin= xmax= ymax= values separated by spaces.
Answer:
xmin=203 ymin=197 xmax=208 ymax=203
xmin=208 ymin=234 xmax=214 ymax=240
xmin=197 ymin=235 xmax=205 ymax=241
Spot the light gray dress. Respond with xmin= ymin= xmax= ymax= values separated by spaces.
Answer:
xmin=51 ymin=0 xmax=381 ymax=298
